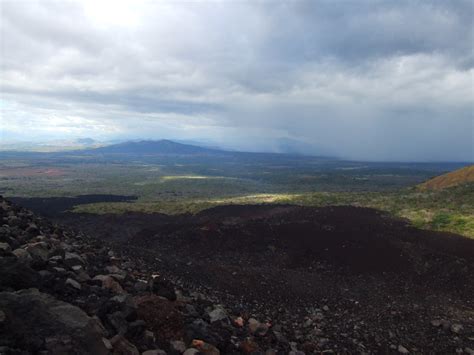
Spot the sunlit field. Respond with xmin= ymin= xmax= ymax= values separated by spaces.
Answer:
xmin=1 ymin=156 xmax=472 ymax=238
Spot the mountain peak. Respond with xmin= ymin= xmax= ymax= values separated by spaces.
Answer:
xmin=90 ymin=139 xmax=218 ymax=155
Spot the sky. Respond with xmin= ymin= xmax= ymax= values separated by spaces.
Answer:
xmin=0 ymin=0 xmax=473 ymax=161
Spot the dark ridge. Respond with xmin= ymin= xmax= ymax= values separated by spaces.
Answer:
xmin=8 ymin=194 xmax=137 ymax=217
xmin=83 ymin=139 xmax=221 ymax=155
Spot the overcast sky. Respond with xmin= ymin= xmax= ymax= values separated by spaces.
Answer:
xmin=1 ymin=0 xmax=473 ymax=161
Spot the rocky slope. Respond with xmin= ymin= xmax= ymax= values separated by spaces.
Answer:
xmin=1 ymin=197 xmax=474 ymax=354
xmin=0 ymin=196 xmax=277 ymax=354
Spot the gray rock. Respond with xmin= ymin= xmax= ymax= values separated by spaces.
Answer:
xmin=127 ymin=319 xmax=146 ymax=338
xmin=441 ymin=320 xmax=451 ymax=330
xmin=53 ymin=267 xmax=67 ymax=274
xmin=102 ymin=337 xmax=113 ymax=350
xmin=25 ymin=224 xmax=39 ymax=236
xmin=110 ymin=273 xmax=127 ymax=281
xmin=185 ymin=304 xmax=198 ymax=317
xmin=71 ymin=265 xmax=83 ymax=272
xmin=65 ymin=278 xmax=82 ymax=290
xmin=0 ymin=242 xmax=11 ymax=253
xmin=107 ymin=311 xmax=128 ymax=334
xmin=0 ymin=257 xmax=39 ymax=290
xmin=248 ymin=318 xmax=259 ymax=332
xmin=97 ymin=275 xmax=125 ymax=294
xmin=49 ymin=255 xmax=63 ymax=262
xmin=450 ymin=323 xmax=463 ymax=334
xmin=107 ymin=294 xmax=137 ymax=321
xmin=150 ymin=276 xmax=176 ymax=301
xmin=93 ymin=274 xmax=108 ymax=282
xmin=143 ymin=350 xmax=167 ymax=355
xmin=398 ymin=345 xmax=409 ymax=354
xmin=64 ymin=252 xmax=85 ymax=268
xmin=170 ymin=340 xmax=186 ymax=353
xmin=134 ymin=280 xmax=148 ymax=293
xmin=76 ymin=270 xmax=91 ymax=282
xmin=105 ymin=265 xmax=122 ymax=274
xmin=183 ymin=349 xmax=199 ymax=355
xmin=0 ymin=289 xmax=108 ymax=354
xmin=38 ymin=270 xmax=53 ymax=279
xmin=111 ymin=334 xmax=139 ymax=355
xmin=12 ymin=248 xmax=31 ymax=260
xmin=248 ymin=318 xmax=269 ymax=336
xmin=208 ymin=306 xmax=228 ymax=323
xmin=143 ymin=330 xmax=156 ymax=348
xmin=25 ymin=242 xmax=49 ymax=261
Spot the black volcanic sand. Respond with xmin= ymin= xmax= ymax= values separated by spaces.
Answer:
xmin=46 ymin=203 xmax=474 ymax=353
xmin=9 ymin=194 xmax=137 ymax=217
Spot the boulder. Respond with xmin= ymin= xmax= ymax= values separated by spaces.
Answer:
xmin=150 ymin=276 xmax=176 ymax=301
xmin=248 ymin=318 xmax=269 ymax=336
xmin=106 ymin=311 xmax=128 ymax=335
xmin=111 ymin=334 xmax=140 ymax=355
xmin=398 ymin=345 xmax=409 ymax=354
xmin=143 ymin=350 xmax=167 ymax=355
xmin=11 ymin=248 xmax=31 ymax=260
xmin=134 ymin=280 xmax=148 ymax=293
xmin=0 ymin=242 xmax=11 ymax=253
xmin=76 ymin=270 xmax=92 ymax=283
xmin=105 ymin=265 xmax=122 ymax=274
xmin=208 ymin=306 xmax=228 ymax=323
xmin=143 ymin=330 xmax=156 ymax=346
xmin=170 ymin=340 xmax=186 ymax=353
xmin=191 ymin=340 xmax=220 ymax=355
xmin=450 ymin=323 xmax=463 ymax=334
xmin=183 ymin=349 xmax=200 ymax=355
xmin=0 ymin=288 xmax=108 ymax=354
xmin=0 ymin=257 xmax=39 ymax=291
xmin=95 ymin=275 xmax=125 ymax=294
xmin=25 ymin=242 xmax=49 ymax=262
xmin=126 ymin=320 xmax=146 ymax=338
xmin=65 ymin=278 xmax=82 ymax=290
xmin=105 ymin=294 xmax=138 ymax=321
xmin=64 ymin=252 xmax=85 ymax=268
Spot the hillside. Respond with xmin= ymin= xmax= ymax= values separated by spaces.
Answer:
xmin=419 ymin=165 xmax=474 ymax=190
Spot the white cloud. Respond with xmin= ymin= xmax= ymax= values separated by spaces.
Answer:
xmin=0 ymin=0 xmax=472 ymax=161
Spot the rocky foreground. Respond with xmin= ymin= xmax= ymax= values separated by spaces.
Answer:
xmin=0 ymin=197 xmax=474 ymax=354
xmin=0 ymin=196 xmax=272 ymax=354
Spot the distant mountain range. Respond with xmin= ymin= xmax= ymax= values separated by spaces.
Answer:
xmin=0 ymin=138 xmax=335 ymax=160
xmin=86 ymin=139 xmax=222 ymax=155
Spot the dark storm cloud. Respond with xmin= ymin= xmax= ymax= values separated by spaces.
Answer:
xmin=0 ymin=0 xmax=472 ymax=161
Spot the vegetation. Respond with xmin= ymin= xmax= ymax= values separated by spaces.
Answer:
xmin=72 ymin=183 xmax=474 ymax=239
xmin=418 ymin=164 xmax=474 ymax=190
xmin=1 ymin=154 xmax=472 ymax=238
